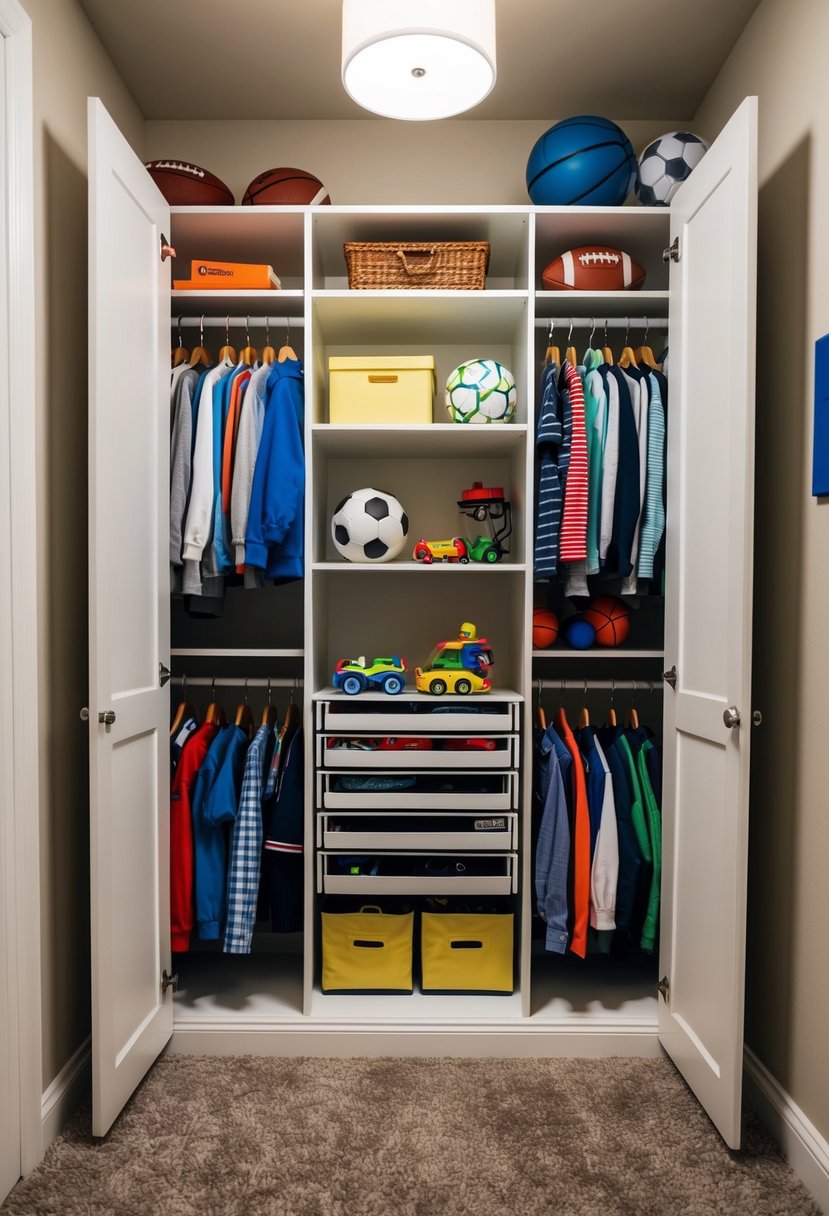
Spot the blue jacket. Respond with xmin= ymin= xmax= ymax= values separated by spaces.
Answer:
xmin=192 ymin=724 xmax=248 ymax=940
xmin=534 ymin=725 xmax=571 ymax=954
xmin=245 ymin=359 xmax=305 ymax=581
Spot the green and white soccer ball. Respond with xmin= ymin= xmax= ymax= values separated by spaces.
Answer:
xmin=446 ymin=359 xmax=517 ymax=425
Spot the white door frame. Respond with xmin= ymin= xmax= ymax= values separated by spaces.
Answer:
xmin=0 ymin=0 xmax=42 ymax=1182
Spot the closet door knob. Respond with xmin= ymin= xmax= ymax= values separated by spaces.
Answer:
xmin=80 ymin=707 xmax=90 ymax=721
xmin=723 ymin=706 xmax=741 ymax=729
xmin=99 ymin=710 xmax=116 ymax=726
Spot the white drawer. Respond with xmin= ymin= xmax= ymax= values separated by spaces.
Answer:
xmin=317 ymin=770 xmax=518 ymax=811
xmin=316 ymin=699 xmax=519 ymax=734
xmin=317 ymin=734 xmax=519 ymax=770
xmin=317 ymin=851 xmax=518 ymax=896
xmin=317 ymin=812 xmax=518 ymax=851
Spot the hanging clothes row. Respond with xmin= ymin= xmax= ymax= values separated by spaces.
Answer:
xmin=534 ymin=320 xmax=668 ymax=602
xmin=534 ymin=691 xmax=662 ymax=960
xmin=170 ymin=317 xmax=305 ymax=617
xmin=169 ymin=685 xmax=304 ymax=955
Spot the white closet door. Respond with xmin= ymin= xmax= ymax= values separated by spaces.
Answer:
xmin=87 ymin=98 xmax=172 ymax=1136
xmin=659 ymin=96 xmax=758 ymax=1149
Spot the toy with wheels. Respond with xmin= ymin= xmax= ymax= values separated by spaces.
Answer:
xmin=457 ymin=482 xmax=512 ymax=562
xmin=414 ymin=622 xmax=494 ymax=696
xmin=412 ymin=537 xmax=470 ymax=564
xmin=526 ymin=116 xmax=637 ymax=206
xmin=332 ymin=656 xmax=408 ymax=695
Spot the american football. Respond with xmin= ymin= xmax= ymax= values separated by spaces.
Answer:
xmin=541 ymin=246 xmax=646 ymax=292
xmin=145 ymin=160 xmax=234 ymax=206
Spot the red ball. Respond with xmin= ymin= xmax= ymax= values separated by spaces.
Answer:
xmin=532 ymin=608 xmax=559 ymax=649
xmin=145 ymin=160 xmax=234 ymax=206
xmin=582 ymin=595 xmax=630 ymax=647
xmin=242 ymin=167 xmax=331 ymax=206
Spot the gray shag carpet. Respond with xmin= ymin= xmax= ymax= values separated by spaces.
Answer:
xmin=2 ymin=1055 xmax=820 ymax=1216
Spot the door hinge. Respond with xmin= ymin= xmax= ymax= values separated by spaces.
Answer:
xmin=662 ymin=665 xmax=677 ymax=690
xmin=159 ymin=662 xmax=171 ymax=687
xmin=663 ymin=237 xmax=680 ymax=263
xmin=161 ymin=969 xmax=178 ymax=994
xmin=657 ymin=975 xmax=670 ymax=1001
xmin=160 ymin=233 xmax=176 ymax=262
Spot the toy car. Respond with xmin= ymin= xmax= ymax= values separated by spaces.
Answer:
xmin=412 ymin=537 xmax=470 ymax=564
xmin=414 ymin=668 xmax=491 ymax=696
xmin=414 ymin=623 xmax=494 ymax=696
xmin=332 ymin=656 xmax=407 ymax=696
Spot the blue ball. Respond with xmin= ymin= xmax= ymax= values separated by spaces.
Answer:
xmin=526 ymin=115 xmax=637 ymax=206
xmin=564 ymin=618 xmax=596 ymax=650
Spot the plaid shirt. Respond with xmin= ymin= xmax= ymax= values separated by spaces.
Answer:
xmin=223 ymin=724 xmax=274 ymax=954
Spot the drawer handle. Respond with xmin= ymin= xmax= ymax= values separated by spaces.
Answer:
xmin=353 ymin=939 xmax=384 ymax=949
xmin=368 ymin=374 xmax=398 ymax=384
xmin=450 ymin=940 xmax=483 ymax=950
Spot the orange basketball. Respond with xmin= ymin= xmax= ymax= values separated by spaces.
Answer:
xmin=582 ymin=596 xmax=630 ymax=647
xmin=532 ymin=608 xmax=559 ymax=649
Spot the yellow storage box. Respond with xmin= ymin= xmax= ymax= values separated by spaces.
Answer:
xmin=421 ymin=911 xmax=514 ymax=994
xmin=328 ymin=356 xmax=436 ymax=424
xmin=321 ymin=905 xmax=414 ymax=993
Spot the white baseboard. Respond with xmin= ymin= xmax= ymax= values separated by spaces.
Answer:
xmin=744 ymin=1047 xmax=829 ymax=1214
xmin=40 ymin=1038 xmax=90 ymax=1153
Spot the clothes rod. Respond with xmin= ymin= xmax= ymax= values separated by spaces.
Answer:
xmin=534 ymin=317 xmax=668 ymax=330
xmin=538 ymin=679 xmax=661 ymax=691
xmin=172 ymin=677 xmax=304 ymax=688
xmin=176 ymin=316 xmax=305 ymax=328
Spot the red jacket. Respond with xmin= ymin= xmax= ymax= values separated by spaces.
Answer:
xmin=554 ymin=708 xmax=591 ymax=958
xmin=170 ymin=722 xmax=218 ymax=951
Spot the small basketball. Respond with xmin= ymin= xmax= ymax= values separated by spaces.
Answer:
xmin=532 ymin=608 xmax=559 ymax=649
xmin=583 ymin=595 xmax=631 ymax=647
xmin=525 ymin=116 xmax=636 ymax=206
xmin=242 ymin=167 xmax=331 ymax=206
xmin=564 ymin=617 xmax=596 ymax=650
xmin=145 ymin=160 xmax=234 ymax=206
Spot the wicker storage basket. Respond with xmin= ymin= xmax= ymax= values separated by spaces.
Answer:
xmin=344 ymin=241 xmax=490 ymax=290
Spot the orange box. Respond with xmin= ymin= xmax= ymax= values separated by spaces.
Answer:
xmin=174 ymin=260 xmax=281 ymax=290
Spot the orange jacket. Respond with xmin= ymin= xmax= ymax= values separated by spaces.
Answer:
xmin=554 ymin=707 xmax=591 ymax=958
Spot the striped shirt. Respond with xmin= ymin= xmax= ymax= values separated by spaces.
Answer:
xmin=559 ymin=362 xmax=588 ymax=562
xmin=637 ymin=371 xmax=667 ymax=580
xmin=534 ymin=361 xmax=564 ymax=579
xmin=223 ymin=724 xmax=274 ymax=954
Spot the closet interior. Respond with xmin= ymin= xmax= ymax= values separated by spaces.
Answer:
xmin=166 ymin=200 xmax=671 ymax=1037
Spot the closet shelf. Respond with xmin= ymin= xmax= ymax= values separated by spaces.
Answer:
xmin=170 ymin=648 xmax=305 ymax=658
xmin=311 ymin=290 xmax=528 ymax=343
xmin=531 ymin=649 xmax=665 ymax=660
xmin=311 ymin=423 xmax=527 ymax=457
xmin=171 ymin=288 xmax=304 ymax=315
xmin=313 ymin=686 xmax=523 ymax=702
xmin=534 ymin=290 xmax=670 ymax=319
xmin=312 ymin=561 xmax=527 ymax=573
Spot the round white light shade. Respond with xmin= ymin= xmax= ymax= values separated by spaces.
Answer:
xmin=342 ymin=0 xmax=496 ymax=121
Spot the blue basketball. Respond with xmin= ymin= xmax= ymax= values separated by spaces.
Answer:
xmin=564 ymin=617 xmax=596 ymax=650
xmin=526 ymin=116 xmax=637 ymax=206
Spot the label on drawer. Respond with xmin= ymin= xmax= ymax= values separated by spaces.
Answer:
xmin=474 ymin=818 xmax=507 ymax=831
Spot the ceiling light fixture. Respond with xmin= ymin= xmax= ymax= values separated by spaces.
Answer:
xmin=342 ymin=0 xmax=496 ymax=122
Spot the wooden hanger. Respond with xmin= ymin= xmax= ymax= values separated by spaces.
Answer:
xmin=634 ymin=319 xmax=659 ymax=369
xmin=608 ymin=681 xmax=618 ymax=728
xmin=618 ymin=318 xmax=638 ymax=369
xmin=535 ymin=681 xmax=547 ymax=731
xmin=278 ymin=317 xmax=297 ymax=363
xmin=279 ymin=687 xmax=300 ymax=740
xmin=170 ymin=678 xmax=198 ymax=738
xmin=217 ymin=316 xmax=237 ymax=365
xmin=627 ymin=681 xmax=639 ymax=730
xmin=187 ymin=316 xmax=212 ymax=368
xmin=234 ymin=683 xmax=255 ymax=738
xmin=204 ymin=681 xmax=227 ymax=727
xmin=577 ymin=681 xmax=590 ymax=729
xmin=564 ymin=320 xmax=577 ymax=369
xmin=261 ymin=317 xmax=276 ymax=366
xmin=239 ymin=316 xmax=258 ymax=367
xmin=172 ymin=318 xmax=189 ymax=367
xmin=602 ymin=320 xmax=613 ymax=366
xmin=544 ymin=321 xmax=560 ymax=367
xmin=261 ymin=681 xmax=278 ymax=727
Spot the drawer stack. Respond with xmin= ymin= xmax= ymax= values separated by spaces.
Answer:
xmin=314 ymin=693 xmax=521 ymax=899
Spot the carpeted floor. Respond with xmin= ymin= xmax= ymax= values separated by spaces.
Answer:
xmin=1 ymin=1055 xmax=820 ymax=1216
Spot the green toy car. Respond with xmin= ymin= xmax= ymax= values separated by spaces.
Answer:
xmin=332 ymin=655 xmax=407 ymax=696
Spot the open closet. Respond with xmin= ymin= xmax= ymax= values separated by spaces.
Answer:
xmin=86 ymin=95 xmax=757 ymax=1148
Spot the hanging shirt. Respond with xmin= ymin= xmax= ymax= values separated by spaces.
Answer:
xmin=615 ymin=731 xmax=659 ymax=952
xmin=264 ymin=726 xmax=305 ymax=933
xmin=245 ymin=359 xmax=306 ymax=581
xmin=598 ymin=366 xmax=620 ymax=567
xmin=553 ymin=708 xmax=590 ymax=958
xmin=169 ymin=366 xmax=201 ymax=574
xmin=170 ymin=713 xmax=199 ymax=776
xmin=620 ymin=365 xmax=650 ymax=595
xmin=604 ymin=367 xmax=640 ymax=577
xmin=637 ymin=371 xmax=667 ymax=582
xmin=583 ymin=353 xmax=607 ymax=576
xmin=558 ymin=362 xmax=588 ymax=562
xmin=533 ymin=360 xmax=564 ymax=579
xmin=181 ymin=360 xmax=235 ymax=567
xmin=170 ymin=721 xmax=218 ymax=952
xmin=191 ymin=724 xmax=243 ymax=941
xmin=629 ymin=732 xmax=662 ymax=953
xmin=596 ymin=725 xmax=642 ymax=944
xmin=231 ymin=361 xmax=272 ymax=569
xmin=223 ymin=723 xmax=275 ymax=955
xmin=534 ymin=724 xmax=571 ymax=953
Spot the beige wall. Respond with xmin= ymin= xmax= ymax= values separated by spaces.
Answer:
xmin=695 ymin=0 xmax=829 ymax=1141
xmin=25 ymin=0 xmax=144 ymax=1088
xmin=144 ymin=118 xmax=677 ymax=206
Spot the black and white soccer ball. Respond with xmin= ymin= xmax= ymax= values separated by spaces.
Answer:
xmin=331 ymin=487 xmax=409 ymax=563
xmin=635 ymin=131 xmax=709 ymax=206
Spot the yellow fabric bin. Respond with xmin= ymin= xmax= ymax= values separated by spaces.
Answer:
xmin=421 ymin=912 xmax=514 ymax=994
xmin=321 ymin=905 xmax=414 ymax=993
xmin=328 ymin=356 xmax=436 ymax=424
